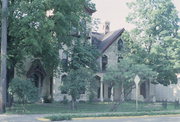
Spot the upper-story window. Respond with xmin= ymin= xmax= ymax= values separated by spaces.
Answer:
xmin=102 ymin=55 xmax=108 ymax=71
xmin=118 ymin=39 xmax=123 ymax=51
xmin=62 ymin=51 xmax=68 ymax=71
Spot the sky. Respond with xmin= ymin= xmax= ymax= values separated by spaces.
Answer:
xmin=91 ymin=0 xmax=180 ymax=32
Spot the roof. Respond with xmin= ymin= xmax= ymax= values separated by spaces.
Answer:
xmin=92 ymin=28 xmax=125 ymax=53
xmin=84 ymin=5 xmax=96 ymax=15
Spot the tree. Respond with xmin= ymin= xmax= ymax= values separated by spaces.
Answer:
xmin=0 ymin=0 xmax=8 ymax=113
xmin=126 ymin=0 xmax=180 ymax=86
xmin=60 ymin=67 xmax=93 ymax=110
xmin=60 ymin=29 xmax=99 ymax=109
xmin=1 ymin=0 xmax=94 ymax=105
xmin=104 ymin=58 xmax=157 ymax=101
xmin=8 ymin=78 xmax=38 ymax=111
xmin=8 ymin=78 xmax=38 ymax=104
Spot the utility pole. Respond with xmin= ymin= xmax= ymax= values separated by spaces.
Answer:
xmin=0 ymin=0 xmax=8 ymax=113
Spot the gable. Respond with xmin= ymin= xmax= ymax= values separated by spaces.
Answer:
xmin=92 ymin=28 xmax=125 ymax=54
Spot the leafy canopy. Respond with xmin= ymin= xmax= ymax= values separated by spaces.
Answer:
xmin=126 ymin=0 xmax=180 ymax=86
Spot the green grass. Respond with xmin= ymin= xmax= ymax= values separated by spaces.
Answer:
xmin=6 ymin=101 xmax=180 ymax=114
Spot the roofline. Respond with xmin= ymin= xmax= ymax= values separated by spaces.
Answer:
xmin=84 ymin=5 xmax=96 ymax=15
xmin=101 ymin=28 xmax=125 ymax=53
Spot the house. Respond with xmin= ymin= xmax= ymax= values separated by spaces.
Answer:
xmin=53 ymin=21 xmax=126 ymax=102
xmin=13 ymin=4 xmax=180 ymax=103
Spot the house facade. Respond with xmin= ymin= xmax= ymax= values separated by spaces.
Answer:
xmin=13 ymin=6 xmax=180 ymax=103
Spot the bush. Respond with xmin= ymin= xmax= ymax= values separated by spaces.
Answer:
xmin=88 ymin=92 xmax=95 ymax=103
xmin=8 ymin=77 xmax=38 ymax=104
xmin=47 ymin=115 xmax=72 ymax=121
xmin=62 ymin=96 xmax=68 ymax=104
xmin=174 ymin=100 xmax=179 ymax=109
xmin=43 ymin=96 xmax=52 ymax=103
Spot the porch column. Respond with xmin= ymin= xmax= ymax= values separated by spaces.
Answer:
xmin=100 ymin=80 xmax=104 ymax=102
xmin=110 ymin=87 xmax=114 ymax=102
xmin=121 ymin=82 xmax=124 ymax=101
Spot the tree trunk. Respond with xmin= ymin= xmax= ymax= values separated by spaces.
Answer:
xmin=71 ymin=97 xmax=77 ymax=111
xmin=6 ymin=66 xmax=15 ymax=107
xmin=0 ymin=0 xmax=8 ymax=113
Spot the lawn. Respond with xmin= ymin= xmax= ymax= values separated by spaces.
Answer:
xmin=6 ymin=101 xmax=179 ymax=114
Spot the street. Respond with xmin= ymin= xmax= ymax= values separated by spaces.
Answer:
xmin=1 ymin=114 xmax=180 ymax=122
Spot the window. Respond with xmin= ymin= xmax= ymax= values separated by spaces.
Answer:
xmin=117 ymin=56 xmax=123 ymax=63
xmin=61 ymin=75 xmax=68 ymax=94
xmin=102 ymin=55 xmax=108 ymax=71
xmin=108 ymin=87 xmax=111 ymax=99
xmin=62 ymin=51 xmax=68 ymax=71
xmin=118 ymin=39 xmax=123 ymax=51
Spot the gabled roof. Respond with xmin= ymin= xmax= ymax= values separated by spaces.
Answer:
xmin=84 ymin=5 xmax=96 ymax=15
xmin=92 ymin=28 xmax=125 ymax=53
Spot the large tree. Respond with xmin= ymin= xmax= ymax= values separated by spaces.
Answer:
xmin=0 ymin=0 xmax=95 ymax=108
xmin=126 ymin=0 xmax=180 ymax=86
xmin=60 ymin=39 xmax=99 ymax=110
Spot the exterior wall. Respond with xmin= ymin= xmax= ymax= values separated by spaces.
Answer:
xmin=130 ymin=86 xmax=144 ymax=102
xmin=100 ymin=36 xmax=122 ymax=101
xmin=103 ymin=37 xmax=121 ymax=69
xmin=155 ymin=76 xmax=180 ymax=102
xmin=114 ymin=87 xmax=121 ymax=101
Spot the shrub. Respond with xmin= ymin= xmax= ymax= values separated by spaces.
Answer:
xmin=47 ymin=115 xmax=72 ymax=121
xmin=8 ymin=77 xmax=38 ymax=104
xmin=62 ymin=96 xmax=68 ymax=104
xmin=174 ymin=99 xmax=179 ymax=109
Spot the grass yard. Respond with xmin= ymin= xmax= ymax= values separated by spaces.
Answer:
xmin=6 ymin=101 xmax=180 ymax=114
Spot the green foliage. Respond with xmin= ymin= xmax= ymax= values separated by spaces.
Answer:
xmin=47 ymin=115 xmax=72 ymax=121
xmin=104 ymin=58 xmax=157 ymax=98
xmin=69 ymin=41 xmax=99 ymax=71
xmin=60 ymin=68 xmax=93 ymax=102
xmin=8 ymin=78 xmax=38 ymax=103
xmin=6 ymin=0 xmax=95 ymax=78
xmin=126 ymin=0 xmax=180 ymax=85
xmin=62 ymin=96 xmax=69 ymax=104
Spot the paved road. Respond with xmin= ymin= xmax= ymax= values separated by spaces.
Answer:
xmin=1 ymin=114 xmax=180 ymax=122
xmin=0 ymin=114 xmax=48 ymax=122
xmin=71 ymin=115 xmax=180 ymax=122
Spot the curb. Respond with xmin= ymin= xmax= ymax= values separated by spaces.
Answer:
xmin=73 ymin=114 xmax=180 ymax=120
xmin=37 ymin=114 xmax=180 ymax=121
xmin=37 ymin=118 xmax=50 ymax=121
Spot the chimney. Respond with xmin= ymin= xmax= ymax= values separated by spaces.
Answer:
xmin=104 ymin=21 xmax=110 ymax=34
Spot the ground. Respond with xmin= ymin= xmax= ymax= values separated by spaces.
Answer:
xmin=2 ymin=114 xmax=180 ymax=122
xmin=2 ymin=102 xmax=180 ymax=121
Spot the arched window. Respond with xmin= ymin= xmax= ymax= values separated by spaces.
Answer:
xmin=118 ymin=39 xmax=123 ymax=51
xmin=102 ymin=55 xmax=108 ymax=71
xmin=62 ymin=51 xmax=68 ymax=71
xmin=61 ymin=75 xmax=68 ymax=94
